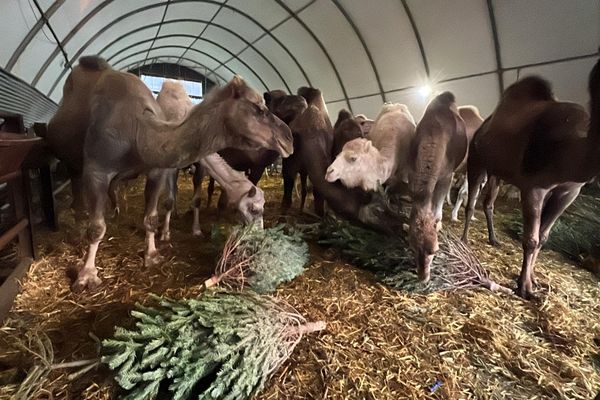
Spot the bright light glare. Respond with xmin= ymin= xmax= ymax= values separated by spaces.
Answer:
xmin=418 ymin=85 xmax=432 ymax=98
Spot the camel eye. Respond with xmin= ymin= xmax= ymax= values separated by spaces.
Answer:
xmin=349 ymin=156 xmax=357 ymax=163
xmin=254 ymin=104 xmax=265 ymax=116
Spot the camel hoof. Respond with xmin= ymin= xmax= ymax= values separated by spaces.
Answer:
xmin=160 ymin=231 xmax=171 ymax=242
xmin=451 ymin=216 xmax=460 ymax=223
xmin=71 ymin=273 xmax=102 ymax=293
xmin=489 ymin=239 xmax=502 ymax=248
xmin=144 ymin=251 xmax=165 ymax=267
xmin=192 ymin=228 xmax=204 ymax=237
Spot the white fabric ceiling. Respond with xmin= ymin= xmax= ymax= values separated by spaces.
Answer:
xmin=2 ymin=0 xmax=599 ymax=120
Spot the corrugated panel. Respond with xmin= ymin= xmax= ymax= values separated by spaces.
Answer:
xmin=0 ymin=67 xmax=57 ymax=127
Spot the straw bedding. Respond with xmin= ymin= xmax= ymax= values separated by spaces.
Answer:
xmin=0 ymin=174 xmax=599 ymax=399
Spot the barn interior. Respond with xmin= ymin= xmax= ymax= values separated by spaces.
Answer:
xmin=0 ymin=1 xmax=599 ymax=399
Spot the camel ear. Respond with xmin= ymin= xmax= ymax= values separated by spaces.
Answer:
xmin=402 ymin=223 xmax=410 ymax=232
xmin=230 ymin=76 xmax=244 ymax=99
xmin=247 ymin=186 xmax=257 ymax=198
xmin=363 ymin=140 xmax=372 ymax=152
xmin=264 ymin=92 xmax=272 ymax=104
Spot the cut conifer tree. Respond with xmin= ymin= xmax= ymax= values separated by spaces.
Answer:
xmin=101 ymin=291 xmax=325 ymax=400
xmin=205 ymin=225 xmax=309 ymax=293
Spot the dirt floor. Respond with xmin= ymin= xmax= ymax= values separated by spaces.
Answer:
xmin=0 ymin=173 xmax=599 ymax=399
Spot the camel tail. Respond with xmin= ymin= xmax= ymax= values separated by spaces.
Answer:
xmin=589 ymin=53 xmax=600 ymax=135
xmin=78 ymin=56 xmax=111 ymax=71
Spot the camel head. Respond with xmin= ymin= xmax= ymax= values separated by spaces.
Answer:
xmin=235 ymin=186 xmax=265 ymax=228
xmin=325 ymin=138 xmax=382 ymax=191
xmin=272 ymin=95 xmax=308 ymax=125
xmin=408 ymin=208 xmax=439 ymax=283
xmin=332 ymin=112 xmax=363 ymax=157
xmin=264 ymin=89 xmax=287 ymax=110
xmin=220 ymin=76 xmax=293 ymax=157
xmin=354 ymin=114 xmax=375 ymax=135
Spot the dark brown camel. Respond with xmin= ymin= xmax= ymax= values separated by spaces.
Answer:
xmin=462 ymin=57 xmax=600 ymax=299
xmin=332 ymin=109 xmax=364 ymax=157
xmin=74 ymin=63 xmax=292 ymax=291
xmin=280 ymin=87 xmax=333 ymax=215
xmin=408 ymin=92 xmax=468 ymax=282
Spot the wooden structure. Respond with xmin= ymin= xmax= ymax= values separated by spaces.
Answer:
xmin=0 ymin=112 xmax=53 ymax=323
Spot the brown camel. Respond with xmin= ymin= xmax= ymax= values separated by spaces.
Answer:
xmin=46 ymin=56 xmax=111 ymax=213
xmin=462 ymin=56 xmax=600 ymax=299
xmin=73 ymin=60 xmax=292 ymax=291
xmin=408 ymin=92 xmax=468 ymax=282
xmin=332 ymin=109 xmax=364 ymax=157
xmin=280 ymin=87 xmax=333 ymax=215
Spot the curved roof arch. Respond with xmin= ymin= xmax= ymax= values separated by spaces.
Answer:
xmin=1 ymin=0 xmax=598 ymax=121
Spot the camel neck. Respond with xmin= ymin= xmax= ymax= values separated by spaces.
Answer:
xmin=200 ymin=153 xmax=248 ymax=201
xmin=138 ymin=103 xmax=226 ymax=169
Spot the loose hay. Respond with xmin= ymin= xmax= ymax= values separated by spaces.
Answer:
xmin=0 ymin=175 xmax=599 ymax=399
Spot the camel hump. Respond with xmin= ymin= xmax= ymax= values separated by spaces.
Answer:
xmin=522 ymin=103 xmax=588 ymax=174
xmin=433 ymin=91 xmax=456 ymax=106
xmin=458 ymin=105 xmax=481 ymax=119
xmin=334 ymin=109 xmax=353 ymax=129
xmin=78 ymin=56 xmax=111 ymax=71
xmin=297 ymin=87 xmax=322 ymax=104
xmin=505 ymin=76 xmax=553 ymax=101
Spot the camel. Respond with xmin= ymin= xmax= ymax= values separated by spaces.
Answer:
xmin=325 ymin=103 xmax=416 ymax=192
xmin=462 ymin=56 xmax=600 ymax=299
xmin=281 ymin=94 xmax=401 ymax=230
xmin=153 ymin=80 xmax=266 ymax=240
xmin=355 ymin=114 xmax=375 ymax=135
xmin=448 ymin=106 xmax=485 ymax=222
xmin=47 ymin=56 xmax=111 ymax=214
xmin=71 ymin=58 xmax=292 ymax=291
xmin=408 ymin=92 xmax=468 ymax=282
xmin=198 ymin=147 xmax=277 ymax=214
xmin=191 ymin=153 xmax=265 ymax=236
xmin=280 ymin=87 xmax=332 ymax=214
xmin=332 ymin=109 xmax=364 ymax=157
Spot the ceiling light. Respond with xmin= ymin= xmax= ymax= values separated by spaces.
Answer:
xmin=418 ymin=84 xmax=432 ymax=98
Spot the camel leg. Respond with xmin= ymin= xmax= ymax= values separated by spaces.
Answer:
xmin=281 ymin=159 xmax=295 ymax=210
xmin=217 ymin=191 xmax=228 ymax=214
xmin=313 ymin=186 xmax=325 ymax=217
xmin=451 ymin=178 xmax=468 ymax=222
xmin=108 ymin=178 xmax=121 ymax=217
xmin=144 ymin=170 xmax=167 ymax=267
xmin=482 ymin=176 xmax=501 ymax=246
xmin=533 ymin=186 xmax=581 ymax=285
xmin=72 ymin=170 xmax=110 ymax=291
xmin=517 ymin=188 xmax=545 ymax=299
xmin=432 ymin=174 xmax=453 ymax=230
xmin=248 ymin=167 xmax=266 ymax=185
xmin=191 ymin=163 xmax=204 ymax=237
xmin=299 ymin=172 xmax=308 ymax=212
xmin=160 ymin=169 xmax=178 ymax=242
xmin=207 ymin=177 xmax=215 ymax=209
xmin=69 ymin=172 xmax=86 ymax=218
xmin=461 ymin=171 xmax=486 ymax=243
xmin=445 ymin=173 xmax=454 ymax=205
